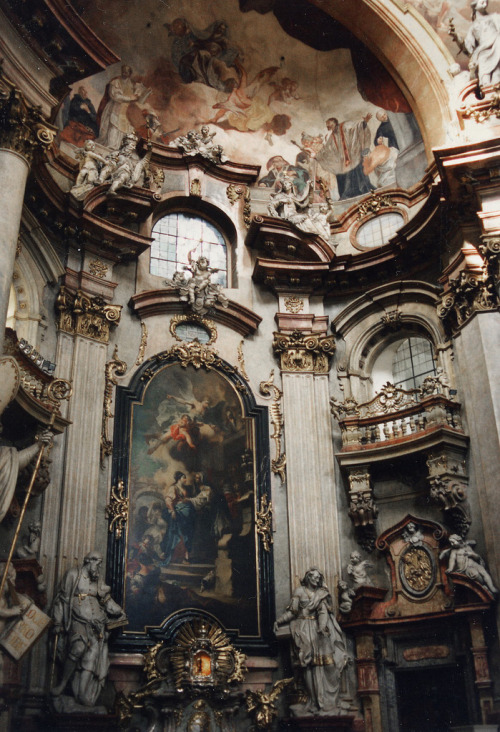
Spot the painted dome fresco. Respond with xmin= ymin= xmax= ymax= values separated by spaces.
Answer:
xmin=58 ymin=0 xmax=429 ymax=208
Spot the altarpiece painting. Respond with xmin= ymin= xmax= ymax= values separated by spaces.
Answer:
xmin=107 ymin=352 xmax=273 ymax=652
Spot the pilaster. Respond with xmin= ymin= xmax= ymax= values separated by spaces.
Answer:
xmin=272 ymin=295 xmax=340 ymax=588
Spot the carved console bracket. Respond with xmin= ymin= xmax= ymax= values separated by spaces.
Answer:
xmin=426 ymin=449 xmax=471 ymax=537
xmin=273 ymin=330 xmax=335 ymax=374
xmin=56 ymin=285 xmax=122 ymax=343
xmin=347 ymin=467 xmax=378 ymax=553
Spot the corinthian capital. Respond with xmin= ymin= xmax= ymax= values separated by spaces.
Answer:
xmin=272 ymin=329 xmax=335 ymax=374
xmin=437 ymin=267 xmax=497 ymax=333
xmin=0 ymin=71 xmax=56 ymax=162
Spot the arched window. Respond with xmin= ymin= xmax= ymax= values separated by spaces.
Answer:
xmin=371 ymin=336 xmax=437 ymax=393
xmin=392 ymin=337 xmax=437 ymax=390
xmin=150 ymin=212 xmax=228 ymax=285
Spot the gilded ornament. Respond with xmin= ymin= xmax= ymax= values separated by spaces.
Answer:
xmin=88 ymin=259 xmax=108 ymax=279
xmin=462 ymin=93 xmax=500 ymax=123
xmin=243 ymin=186 xmax=252 ymax=228
xmin=101 ymin=346 xmax=128 ymax=466
xmin=166 ymin=341 xmax=246 ymax=391
xmin=399 ymin=545 xmax=434 ymax=596
xmin=135 ymin=321 xmax=148 ymax=365
xmin=259 ymin=370 xmax=286 ymax=483
xmin=0 ymin=67 xmax=56 ymax=162
xmin=245 ymin=678 xmax=294 ymax=730
xmin=237 ymin=339 xmax=249 ymax=381
xmin=56 ymin=286 xmax=122 ymax=344
xmin=357 ymin=191 xmax=394 ymax=219
xmin=191 ymin=178 xmax=202 ymax=197
xmin=105 ymin=479 xmax=129 ymax=540
xmin=226 ymin=183 xmax=244 ymax=205
xmin=169 ymin=314 xmax=217 ymax=345
xmin=256 ymin=494 xmax=273 ymax=552
xmin=437 ymin=268 xmax=497 ymax=332
xmin=284 ymin=296 xmax=304 ymax=314
xmin=168 ymin=618 xmax=247 ymax=689
xmin=143 ymin=642 xmax=164 ymax=683
xmin=273 ymin=330 xmax=335 ymax=374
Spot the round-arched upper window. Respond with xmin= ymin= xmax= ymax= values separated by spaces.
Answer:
xmin=392 ymin=337 xmax=436 ymax=390
xmin=356 ymin=212 xmax=404 ymax=249
xmin=150 ymin=213 xmax=227 ymax=285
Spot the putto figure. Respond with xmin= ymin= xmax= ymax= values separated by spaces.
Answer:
xmin=347 ymin=550 xmax=374 ymax=589
xmin=51 ymin=551 xmax=127 ymax=712
xmin=171 ymin=126 xmax=227 ymax=164
xmin=274 ymin=567 xmax=350 ymax=716
xmin=165 ymin=251 xmax=228 ymax=315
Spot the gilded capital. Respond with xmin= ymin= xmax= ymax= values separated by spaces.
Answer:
xmin=272 ymin=329 xmax=335 ymax=374
xmin=56 ymin=286 xmax=122 ymax=344
xmin=0 ymin=72 xmax=56 ymax=162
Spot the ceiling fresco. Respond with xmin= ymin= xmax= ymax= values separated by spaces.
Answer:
xmin=57 ymin=0 xmax=437 ymax=203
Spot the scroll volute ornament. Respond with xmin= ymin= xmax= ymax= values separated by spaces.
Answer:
xmin=0 ymin=69 xmax=56 ymax=162
xmin=272 ymin=330 xmax=335 ymax=374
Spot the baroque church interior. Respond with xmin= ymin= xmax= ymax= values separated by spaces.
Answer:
xmin=0 ymin=0 xmax=500 ymax=730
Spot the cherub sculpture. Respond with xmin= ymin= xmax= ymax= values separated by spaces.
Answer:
xmin=16 ymin=519 xmax=42 ymax=558
xmin=347 ymin=550 xmax=374 ymax=589
xmin=166 ymin=251 xmax=228 ymax=315
xmin=171 ymin=126 xmax=227 ymax=164
xmin=71 ymin=140 xmax=107 ymax=199
xmin=245 ymin=678 xmax=294 ymax=730
xmin=338 ymin=579 xmax=355 ymax=614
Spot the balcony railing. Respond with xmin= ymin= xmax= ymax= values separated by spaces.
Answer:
xmin=331 ymin=379 xmax=463 ymax=452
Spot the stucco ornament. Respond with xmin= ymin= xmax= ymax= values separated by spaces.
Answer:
xmin=274 ymin=567 xmax=350 ymax=716
xmin=164 ymin=251 xmax=228 ymax=315
xmin=440 ymin=534 xmax=498 ymax=595
xmin=51 ymin=551 xmax=127 ymax=713
xmin=171 ymin=125 xmax=227 ymax=164
xmin=267 ymin=179 xmax=334 ymax=243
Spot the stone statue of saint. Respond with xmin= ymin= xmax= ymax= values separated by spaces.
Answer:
xmin=274 ymin=567 xmax=350 ymax=716
xmin=0 ymin=356 xmax=53 ymax=524
xmin=51 ymin=551 xmax=127 ymax=712
xmin=465 ymin=0 xmax=500 ymax=87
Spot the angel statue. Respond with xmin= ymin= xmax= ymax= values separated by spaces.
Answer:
xmin=245 ymin=678 xmax=294 ymax=730
xmin=98 ymin=133 xmax=151 ymax=196
xmin=440 ymin=534 xmax=498 ymax=595
xmin=165 ymin=251 xmax=228 ymax=315
xmin=268 ymin=179 xmax=311 ymax=229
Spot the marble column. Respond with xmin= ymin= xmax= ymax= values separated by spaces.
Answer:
xmin=0 ymin=74 xmax=55 ymax=340
xmin=273 ymin=316 xmax=341 ymax=589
